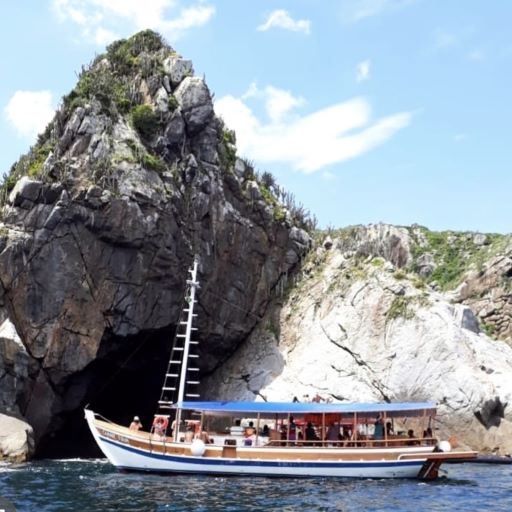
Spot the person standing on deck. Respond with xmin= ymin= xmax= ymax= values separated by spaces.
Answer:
xmin=129 ymin=416 xmax=142 ymax=431
xmin=326 ymin=422 xmax=340 ymax=445
xmin=374 ymin=415 xmax=384 ymax=440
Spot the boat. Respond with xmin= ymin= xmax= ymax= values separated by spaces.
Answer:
xmin=85 ymin=259 xmax=477 ymax=479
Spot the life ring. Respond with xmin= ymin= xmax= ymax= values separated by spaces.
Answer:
xmin=153 ymin=415 xmax=169 ymax=431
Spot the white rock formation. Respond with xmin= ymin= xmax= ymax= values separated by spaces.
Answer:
xmin=206 ymin=247 xmax=512 ymax=454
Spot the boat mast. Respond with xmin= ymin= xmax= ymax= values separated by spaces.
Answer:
xmin=174 ymin=258 xmax=200 ymax=441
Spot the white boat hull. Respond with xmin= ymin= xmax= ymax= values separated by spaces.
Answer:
xmin=86 ymin=410 xmax=429 ymax=478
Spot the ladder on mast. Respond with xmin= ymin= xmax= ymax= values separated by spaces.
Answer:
xmin=156 ymin=258 xmax=201 ymax=439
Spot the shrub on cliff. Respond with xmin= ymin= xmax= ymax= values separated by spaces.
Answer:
xmin=63 ymin=65 xmax=131 ymax=115
xmin=130 ymin=105 xmax=158 ymax=139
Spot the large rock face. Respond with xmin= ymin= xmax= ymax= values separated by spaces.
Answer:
xmin=206 ymin=233 xmax=512 ymax=454
xmin=0 ymin=31 xmax=311 ymax=453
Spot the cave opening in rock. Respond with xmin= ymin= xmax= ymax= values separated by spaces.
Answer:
xmin=35 ymin=325 xmax=183 ymax=459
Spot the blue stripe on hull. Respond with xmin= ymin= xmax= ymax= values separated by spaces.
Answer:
xmin=116 ymin=466 xmax=420 ymax=479
xmin=100 ymin=436 xmax=423 ymax=470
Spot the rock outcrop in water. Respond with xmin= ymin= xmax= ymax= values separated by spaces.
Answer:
xmin=0 ymin=31 xmax=311 ymax=459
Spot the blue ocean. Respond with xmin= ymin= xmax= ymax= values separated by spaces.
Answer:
xmin=1 ymin=459 xmax=511 ymax=511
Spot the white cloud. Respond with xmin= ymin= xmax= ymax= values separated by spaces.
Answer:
xmin=356 ymin=59 xmax=371 ymax=82
xmin=215 ymin=85 xmax=412 ymax=174
xmin=241 ymin=83 xmax=305 ymax=123
xmin=342 ymin=0 xmax=416 ymax=22
xmin=264 ymin=86 xmax=305 ymax=123
xmin=241 ymin=82 xmax=259 ymax=100
xmin=4 ymin=90 xmax=55 ymax=139
xmin=257 ymin=9 xmax=311 ymax=34
xmin=51 ymin=0 xmax=215 ymax=45
xmin=94 ymin=27 xmax=119 ymax=45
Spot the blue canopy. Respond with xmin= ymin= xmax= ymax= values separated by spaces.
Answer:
xmin=174 ymin=401 xmax=436 ymax=418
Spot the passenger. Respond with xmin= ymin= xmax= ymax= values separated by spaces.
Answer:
xmin=305 ymin=422 xmax=319 ymax=444
xmin=184 ymin=423 xmax=195 ymax=442
xmin=326 ymin=422 xmax=340 ymax=445
xmin=386 ymin=421 xmax=394 ymax=436
xmin=244 ymin=421 xmax=255 ymax=437
xmin=244 ymin=422 xmax=256 ymax=446
xmin=423 ymin=427 xmax=434 ymax=445
xmin=280 ymin=422 xmax=287 ymax=444
xmin=345 ymin=429 xmax=354 ymax=447
xmin=262 ymin=424 xmax=270 ymax=437
xmin=229 ymin=419 xmax=244 ymax=436
xmin=374 ymin=415 xmax=384 ymax=440
xmin=288 ymin=416 xmax=297 ymax=443
xmin=407 ymin=429 xmax=419 ymax=446
xmin=170 ymin=418 xmax=182 ymax=437
xmin=129 ymin=416 xmax=142 ymax=431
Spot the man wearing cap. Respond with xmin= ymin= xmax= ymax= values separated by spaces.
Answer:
xmin=129 ymin=416 xmax=143 ymax=431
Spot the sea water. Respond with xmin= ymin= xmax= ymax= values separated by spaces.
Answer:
xmin=0 ymin=459 xmax=511 ymax=511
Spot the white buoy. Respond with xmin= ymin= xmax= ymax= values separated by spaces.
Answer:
xmin=437 ymin=440 xmax=451 ymax=452
xmin=190 ymin=439 xmax=206 ymax=456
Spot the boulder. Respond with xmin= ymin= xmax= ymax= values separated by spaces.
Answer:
xmin=473 ymin=233 xmax=489 ymax=246
xmin=174 ymin=77 xmax=214 ymax=134
xmin=154 ymin=86 xmax=169 ymax=115
xmin=163 ymin=57 xmax=194 ymax=87
xmin=8 ymin=177 xmax=42 ymax=208
xmin=0 ymin=414 xmax=34 ymax=462
xmin=415 ymin=252 xmax=436 ymax=278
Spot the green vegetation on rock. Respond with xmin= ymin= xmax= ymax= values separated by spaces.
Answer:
xmin=386 ymin=294 xmax=429 ymax=322
xmin=1 ymin=138 xmax=55 ymax=199
xmin=64 ymin=64 xmax=132 ymax=115
xmin=141 ymin=152 xmax=166 ymax=173
xmin=130 ymin=105 xmax=159 ymax=139
xmin=387 ymin=296 xmax=415 ymax=321
xmin=62 ymin=30 xmax=171 ymax=118
xmin=106 ymin=30 xmax=166 ymax=68
xmin=168 ymin=95 xmax=179 ymax=112
xmin=410 ymin=226 xmax=506 ymax=290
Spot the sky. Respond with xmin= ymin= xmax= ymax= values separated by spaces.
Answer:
xmin=1 ymin=1 xmax=511 ymax=233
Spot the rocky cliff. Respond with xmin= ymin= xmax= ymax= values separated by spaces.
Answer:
xmin=1 ymin=30 xmax=511 ymax=461
xmin=206 ymin=224 xmax=512 ymax=454
xmin=0 ymin=31 xmax=311 ymax=460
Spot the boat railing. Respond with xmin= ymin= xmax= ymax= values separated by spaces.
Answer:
xmin=265 ymin=437 xmax=437 ymax=448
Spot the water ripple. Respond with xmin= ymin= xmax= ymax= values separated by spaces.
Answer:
xmin=0 ymin=460 xmax=511 ymax=511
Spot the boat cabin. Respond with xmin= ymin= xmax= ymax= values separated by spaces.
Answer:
xmin=170 ymin=400 xmax=438 ymax=449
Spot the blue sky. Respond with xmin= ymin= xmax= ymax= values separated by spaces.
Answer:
xmin=1 ymin=1 xmax=511 ymax=233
